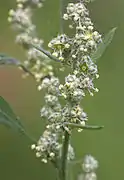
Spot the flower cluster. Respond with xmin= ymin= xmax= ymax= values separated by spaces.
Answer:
xmin=31 ymin=130 xmax=61 ymax=163
xmin=82 ymin=155 xmax=98 ymax=172
xmin=49 ymin=2 xmax=102 ymax=69
xmin=35 ymin=0 xmax=101 ymax=164
xmin=38 ymin=76 xmax=63 ymax=163
xmin=40 ymin=76 xmax=62 ymax=128
xmin=78 ymin=155 xmax=98 ymax=180
xmin=8 ymin=0 xmax=102 ymax=166
xmin=8 ymin=0 xmax=54 ymax=83
xmin=16 ymin=0 xmax=44 ymax=8
xmin=31 ymin=1 xmax=101 ymax=163
xmin=48 ymin=34 xmax=72 ymax=62
xmin=34 ymin=74 xmax=77 ymax=162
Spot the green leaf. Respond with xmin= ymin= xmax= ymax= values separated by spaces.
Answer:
xmin=0 ymin=53 xmax=20 ymax=65
xmin=0 ymin=96 xmax=24 ymax=131
xmin=0 ymin=53 xmax=34 ymax=77
xmin=0 ymin=96 xmax=34 ymax=140
xmin=91 ymin=27 xmax=117 ymax=62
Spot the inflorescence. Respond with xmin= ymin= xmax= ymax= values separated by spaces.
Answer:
xmin=8 ymin=0 xmax=102 ymax=168
xmin=8 ymin=0 xmax=53 ymax=83
xmin=78 ymin=155 xmax=98 ymax=180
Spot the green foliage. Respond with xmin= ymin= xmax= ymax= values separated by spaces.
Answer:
xmin=91 ymin=27 xmax=117 ymax=62
xmin=0 ymin=53 xmax=20 ymax=65
xmin=0 ymin=96 xmax=33 ymax=140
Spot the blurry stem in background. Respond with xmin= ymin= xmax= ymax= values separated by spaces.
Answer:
xmin=60 ymin=0 xmax=64 ymax=33
xmin=59 ymin=131 xmax=70 ymax=180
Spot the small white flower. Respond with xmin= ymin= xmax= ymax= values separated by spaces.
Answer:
xmin=95 ymin=88 xmax=99 ymax=92
xmin=52 ymin=52 xmax=58 ymax=57
xmin=80 ymin=121 xmax=85 ymax=126
xmin=9 ymin=9 xmax=15 ymax=16
xmin=72 ymin=54 xmax=76 ymax=59
xmin=65 ymin=43 xmax=70 ymax=48
xmin=49 ymin=152 xmax=55 ymax=157
xmin=31 ymin=144 xmax=36 ymax=150
xmin=63 ymin=14 xmax=69 ymax=20
xmin=59 ymin=56 xmax=64 ymax=61
xmin=59 ymin=84 xmax=64 ymax=90
xmin=36 ymin=152 xmax=41 ymax=157
xmin=78 ymin=128 xmax=83 ymax=132
xmin=38 ymin=85 xmax=42 ymax=91
xmin=41 ymin=159 xmax=47 ymax=163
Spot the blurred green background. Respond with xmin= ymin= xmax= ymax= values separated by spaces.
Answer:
xmin=0 ymin=0 xmax=123 ymax=179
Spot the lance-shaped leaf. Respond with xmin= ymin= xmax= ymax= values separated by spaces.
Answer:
xmin=0 ymin=96 xmax=34 ymax=141
xmin=91 ymin=27 xmax=117 ymax=63
xmin=0 ymin=53 xmax=34 ymax=77
xmin=0 ymin=53 xmax=20 ymax=65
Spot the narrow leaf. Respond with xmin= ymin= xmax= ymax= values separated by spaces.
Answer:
xmin=91 ymin=27 xmax=117 ymax=62
xmin=0 ymin=53 xmax=20 ymax=65
xmin=0 ymin=96 xmax=24 ymax=132
xmin=0 ymin=96 xmax=34 ymax=141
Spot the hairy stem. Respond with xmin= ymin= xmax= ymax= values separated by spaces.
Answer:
xmin=59 ymin=131 xmax=70 ymax=180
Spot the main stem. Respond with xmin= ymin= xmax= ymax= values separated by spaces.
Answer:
xmin=59 ymin=131 xmax=70 ymax=180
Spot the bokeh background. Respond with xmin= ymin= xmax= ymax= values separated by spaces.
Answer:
xmin=0 ymin=0 xmax=123 ymax=179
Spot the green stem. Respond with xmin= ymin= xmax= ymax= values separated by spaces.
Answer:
xmin=30 ymin=44 xmax=61 ymax=62
xmin=60 ymin=0 xmax=64 ymax=33
xmin=64 ymin=122 xmax=104 ymax=130
xmin=59 ymin=131 xmax=70 ymax=180
xmin=19 ymin=64 xmax=35 ymax=78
